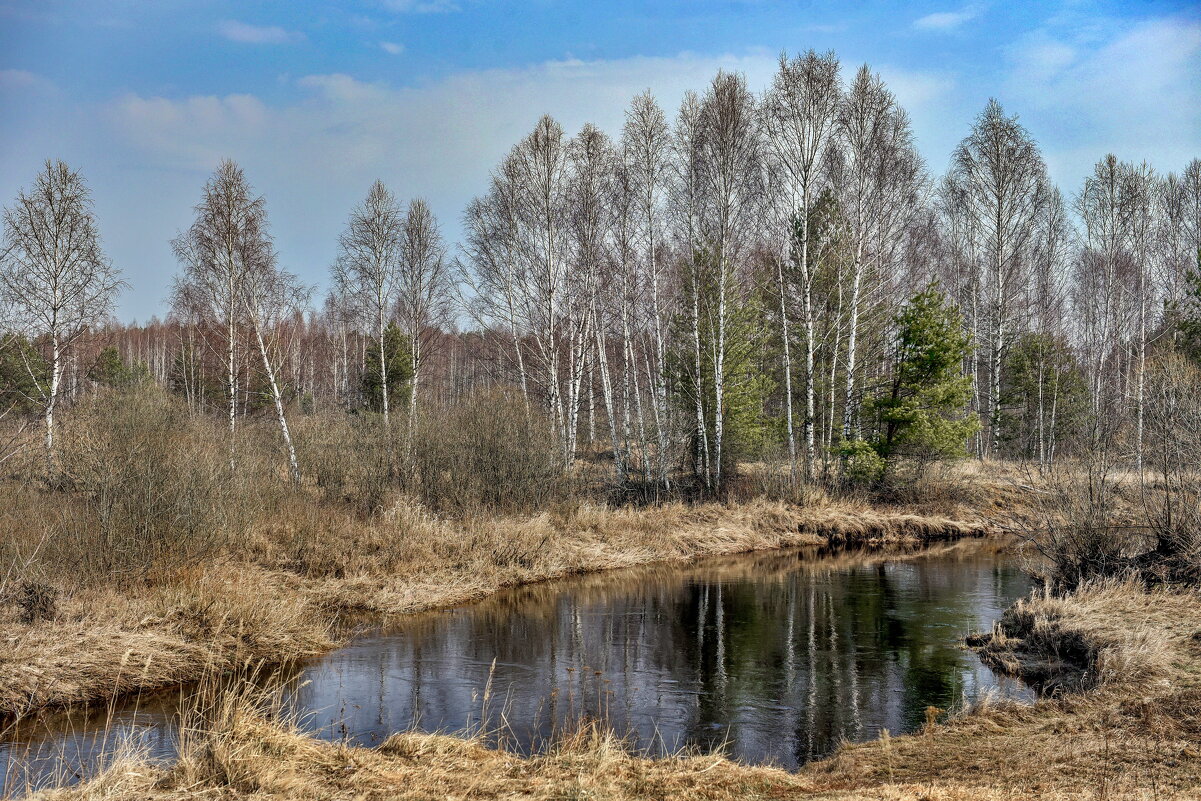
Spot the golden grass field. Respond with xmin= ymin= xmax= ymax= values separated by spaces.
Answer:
xmin=24 ymin=577 xmax=1201 ymax=801
xmin=5 ymin=432 xmax=1191 ymax=801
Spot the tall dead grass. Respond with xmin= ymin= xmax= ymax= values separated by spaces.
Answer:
xmin=0 ymin=385 xmax=1024 ymax=721
xmin=24 ymin=576 xmax=1201 ymax=801
xmin=25 ymin=680 xmax=815 ymax=801
xmin=971 ymin=578 xmax=1188 ymax=694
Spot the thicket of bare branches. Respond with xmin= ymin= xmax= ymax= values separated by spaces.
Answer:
xmin=1 ymin=51 xmax=1199 ymax=524
xmin=0 ymin=160 xmax=120 ymax=474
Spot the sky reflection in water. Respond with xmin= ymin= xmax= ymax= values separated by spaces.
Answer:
xmin=2 ymin=541 xmax=1033 ymax=793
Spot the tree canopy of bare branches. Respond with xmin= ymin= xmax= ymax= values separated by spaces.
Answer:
xmin=0 ymin=159 xmax=120 ymax=473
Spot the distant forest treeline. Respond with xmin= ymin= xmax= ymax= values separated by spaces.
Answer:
xmin=3 ymin=50 xmax=1200 ymax=491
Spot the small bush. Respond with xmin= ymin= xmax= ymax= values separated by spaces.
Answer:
xmin=412 ymin=389 xmax=562 ymax=514
xmin=838 ymin=438 xmax=886 ymax=486
xmin=293 ymin=412 xmax=397 ymax=515
xmin=16 ymin=580 xmax=58 ymax=623
xmin=1030 ymin=453 xmax=1145 ymax=592
xmin=733 ymin=459 xmax=830 ymax=506
xmin=46 ymin=385 xmax=241 ymax=581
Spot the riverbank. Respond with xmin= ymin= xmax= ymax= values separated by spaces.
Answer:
xmin=1 ymin=487 xmax=1013 ymax=721
xmin=25 ymin=576 xmax=1201 ymax=800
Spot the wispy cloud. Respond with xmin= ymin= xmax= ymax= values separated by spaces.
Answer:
xmin=380 ymin=41 xmax=404 ymax=55
xmin=379 ymin=0 xmax=460 ymax=13
xmin=0 ymin=68 xmax=55 ymax=92
xmin=913 ymin=5 xmax=982 ymax=31
xmin=1003 ymin=16 xmax=1201 ymax=183
xmin=217 ymin=20 xmax=305 ymax=45
xmin=99 ymin=52 xmax=955 ymax=205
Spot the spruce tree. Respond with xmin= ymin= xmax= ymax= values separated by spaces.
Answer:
xmin=361 ymin=321 xmax=413 ymax=413
xmin=88 ymin=346 xmax=150 ymax=389
xmin=1171 ymin=250 xmax=1201 ymax=365
xmin=867 ymin=282 xmax=979 ymax=478
xmin=0 ymin=334 xmax=48 ymax=415
xmin=1000 ymin=332 xmax=1088 ymax=462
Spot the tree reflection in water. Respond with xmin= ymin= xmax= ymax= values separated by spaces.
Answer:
xmin=1 ymin=540 xmax=1033 ymax=792
xmin=295 ymin=540 xmax=1033 ymax=768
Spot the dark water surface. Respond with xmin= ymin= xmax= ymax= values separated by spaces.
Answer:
xmin=2 ymin=540 xmax=1033 ymax=794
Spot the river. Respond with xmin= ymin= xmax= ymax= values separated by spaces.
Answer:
xmin=1 ymin=539 xmax=1033 ymax=794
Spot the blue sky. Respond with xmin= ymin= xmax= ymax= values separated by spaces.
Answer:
xmin=2 ymin=0 xmax=1199 ymax=321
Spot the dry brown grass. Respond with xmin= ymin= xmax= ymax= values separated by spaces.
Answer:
xmin=26 ymin=578 xmax=1201 ymax=801
xmin=970 ymin=579 xmax=1188 ymax=692
xmin=30 ymin=708 xmax=814 ymax=801
xmin=809 ymin=580 xmax=1201 ymax=800
xmin=0 ymin=561 xmax=333 ymax=719
xmin=1 ymin=489 xmax=1011 ymax=720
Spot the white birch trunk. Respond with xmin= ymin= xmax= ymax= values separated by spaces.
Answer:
xmin=252 ymin=322 xmax=301 ymax=485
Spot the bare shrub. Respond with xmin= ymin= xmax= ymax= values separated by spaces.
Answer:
xmin=412 ymin=389 xmax=562 ymax=514
xmin=45 ymin=385 xmax=242 ymax=581
xmin=1139 ymin=352 xmax=1201 ymax=584
xmin=1027 ymin=454 xmax=1144 ymax=592
xmin=15 ymin=579 xmax=58 ymax=623
xmin=292 ymin=412 xmax=396 ymax=515
xmin=733 ymin=459 xmax=830 ymax=506
xmin=1029 ymin=354 xmax=1201 ymax=591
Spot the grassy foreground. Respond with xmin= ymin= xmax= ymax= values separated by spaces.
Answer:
xmin=0 ymin=488 xmax=1006 ymax=721
xmin=25 ymin=578 xmax=1201 ymax=801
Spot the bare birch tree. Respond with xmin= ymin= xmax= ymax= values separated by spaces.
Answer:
xmin=460 ymin=157 xmax=532 ymax=415
xmin=511 ymin=116 xmax=573 ymax=460
xmin=567 ymin=124 xmax=622 ymax=475
xmin=1026 ymin=185 xmax=1073 ymax=469
xmin=322 ymin=289 xmax=355 ymax=409
xmin=1122 ymin=161 xmax=1157 ymax=472
xmin=398 ymin=198 xmax=452 ymax=436
xmin=1158 ymin=166 xmax=1197 ymax=314
xmin=1076 ymin=154 xmax=1136 ymax=434
xmin=696 ymin=70 xmax=763 ymax=488
xmin=833 ymin=66 xmax=926 ymax=446
xmin=172 ymin=160 xmax=270 ymax=465
xmin=242 ymin=250 xmax=309 ymax=484
xmin=936 ymin=174 xmax=986 ymax=455
xmin=608 ymin=157 xmax=652 ymax=478
xmin=0 ymin=160 xmax=120 ymax=474
xmin=948 ymin=100 xmax=1050 ymax=457
xmin=670 ymin=90 xmax=713 ymax=486
xmin=333 ymin=181 xmax=404 ymax=426
xmin=763 ymin=50 xmax=841 ymax=479
xmin=622 ymin=91 xmax=673 ymax=488
xmin=1182 ymin=160 xmax=1201 ymax=260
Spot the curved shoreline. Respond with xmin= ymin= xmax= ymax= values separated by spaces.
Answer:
xmin=21 ymin=570 xmax=1201 ymax=800
xmin=1 ymin=499 xmax=1001 ymax=722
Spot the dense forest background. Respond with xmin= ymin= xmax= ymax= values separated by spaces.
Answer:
xmin=3 ymin=51 xmax=1200 ymax=500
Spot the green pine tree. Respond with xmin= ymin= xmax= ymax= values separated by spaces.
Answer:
xmin=864 ymin=282 xmax=979 ymax=480
xmin=361 ymin=321 xmax=413 ymax=413
xmin=668 ymin=250 xmax=775 ymax=486
xmin=1170 ymin=249 xmax=1201 ymax=364
xmin=89 ymin=346 xmax=150 ymax=389
xmin=0 ymin=334 xmax=49 ymax=415
xmin=999 ymin=332 xmax=1088 ymax=460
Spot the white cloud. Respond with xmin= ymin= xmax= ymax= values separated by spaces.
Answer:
xmin=913 ymin=5 xmax=981 ymax=31
xmin=0 ymin=51 xmax=953 ymax=319
xmin=380 ymin=41 xmax=405 ymax=55
xmin=217 ymin=20 xmax=305 ymax=45
xmin=380 ymin=0 xmax=460 ymax=13
xmin=1003 ymin=16 xmax=1201 ymax=185
xmin=105 ymin=92 xmax=269 ymax=166
xmin=0 ymin=68 xmax=55 ymax=93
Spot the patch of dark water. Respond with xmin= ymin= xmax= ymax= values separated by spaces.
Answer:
xmin=1 ymin=540 xmax=1033 ymax=795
